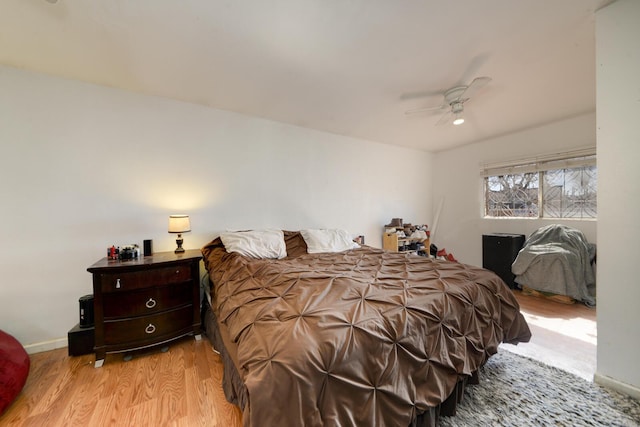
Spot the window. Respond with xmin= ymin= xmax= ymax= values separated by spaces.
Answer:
xmin=485 ymin=172 xmax=539 ymax=217
xmin=542 ymin=165 xmax=597 ymax=218
xmin=482 ymin=149 xmax=597 ymax=219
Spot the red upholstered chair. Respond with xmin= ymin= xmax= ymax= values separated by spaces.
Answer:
xmin=0 ymin=329 xmax=30 ymax=415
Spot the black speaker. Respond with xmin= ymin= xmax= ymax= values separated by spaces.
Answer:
xmin=482 ymin=233 xmax=526 ymax=289
xmin=79 ymin=294 xmax=94 ymax=328
xmin=143 ymin=239 xmax=153 ymax=256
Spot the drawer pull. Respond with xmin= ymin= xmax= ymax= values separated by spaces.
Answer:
xmin=175 ymin=269 xmax=180 ymax=274
xmin=116 ymin=278 xmax=121 ymax=289
xmin=145 ymin=324 xmax=156 ymax=334
xmin=145 ymin=298 xmax=157 ymax=309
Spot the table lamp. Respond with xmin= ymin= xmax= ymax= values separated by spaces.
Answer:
xmin=168 ymin=214 xmax=190 ymax=253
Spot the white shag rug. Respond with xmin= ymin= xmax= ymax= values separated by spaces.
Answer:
xmin=440 ymin=350 xmax=640 ymax=427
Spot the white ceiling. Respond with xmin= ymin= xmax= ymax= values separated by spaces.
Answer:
xmin=0 ymin=0 xmax=611 ymax=152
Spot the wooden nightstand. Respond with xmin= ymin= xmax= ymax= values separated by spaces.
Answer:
xmin=87 ymin=249 xmax=202 ymax=368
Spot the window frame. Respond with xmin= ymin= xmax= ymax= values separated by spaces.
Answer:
xmin=481 ymin=148 xmax=597 ymax=220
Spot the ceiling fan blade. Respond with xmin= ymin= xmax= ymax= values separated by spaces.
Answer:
xmin=457 ymin=76 xmax=492 ymax=102
xmin=404 ymin=104 xmax=446 ymax=116
xmin=435 ymin=110 xmax=453 ymax=127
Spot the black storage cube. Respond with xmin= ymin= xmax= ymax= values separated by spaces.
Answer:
xmin=482 ymin=233 xmax=526 ymax=289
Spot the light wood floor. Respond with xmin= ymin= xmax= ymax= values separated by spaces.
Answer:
xmin=1 ymin=292 xmax=596 ymax=426
xmin=504 ymin=290 xmax=597 ymax=381
xmin=0 ymin=337 xmax=242 ymax=427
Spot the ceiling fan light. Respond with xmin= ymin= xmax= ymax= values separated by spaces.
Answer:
xmin=450 ymin=101 xmax=465 ymax=125
xmin=453 ymin=114 xmax=465 ymax=126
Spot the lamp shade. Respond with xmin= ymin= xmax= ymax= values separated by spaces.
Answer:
xmin=168 ymin=215 xmax=191 ymax=233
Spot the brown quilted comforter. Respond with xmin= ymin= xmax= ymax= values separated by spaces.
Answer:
xmin=203 ymin=235 xmax=531 ymax=427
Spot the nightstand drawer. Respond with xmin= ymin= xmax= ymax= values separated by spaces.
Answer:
xmin=99 ymin=264 xmax=192 ymax=293
xmin=102 ymin=282 xmax=193 ymax=319
xmin=103 ymin=305 xmax=193 ymax=347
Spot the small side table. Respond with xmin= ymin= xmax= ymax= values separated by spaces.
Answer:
xmin=87 ymin=249 xmax=202 ymax=367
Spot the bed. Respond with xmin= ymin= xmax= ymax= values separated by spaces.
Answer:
xmin=201 ymin=230 xmax=531 ymax=426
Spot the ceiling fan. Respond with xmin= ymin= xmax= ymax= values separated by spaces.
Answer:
xmin=405 ymin=76 xmax=492 ymax=126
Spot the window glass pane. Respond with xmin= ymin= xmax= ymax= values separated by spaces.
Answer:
xmin=485 ymin=173 xmax=539 ymax=217
xmin=542 ymin=166 xmax=597 ymax=218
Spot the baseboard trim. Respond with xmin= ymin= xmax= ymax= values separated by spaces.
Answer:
xmin=594 ymin=372 xmax=640 ymax=400
xmin=23 ymin=337 xmax=68 ymax=355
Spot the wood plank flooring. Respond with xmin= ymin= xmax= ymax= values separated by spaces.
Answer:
xmin=1 ymin=291 xmax=596 ymax=426
xmin=504 ymin=290 xmax=597 ymax=381
xmin=0 ymin=337 xmax=242 ymax=427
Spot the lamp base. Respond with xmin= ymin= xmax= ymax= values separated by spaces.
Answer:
xmin=175 ymin=235 xmax=185 ymax=253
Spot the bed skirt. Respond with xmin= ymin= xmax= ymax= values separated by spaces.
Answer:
xmin=202 ymin=299 xmax=480 ymax=427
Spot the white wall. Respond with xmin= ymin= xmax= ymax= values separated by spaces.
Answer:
xmin=594 ymin=0 xmax=640 ymax=396
xmin=431 ymin=113 xmax=596 ymax=267
xmin=0 ymin=65 xmax=433 ymax=349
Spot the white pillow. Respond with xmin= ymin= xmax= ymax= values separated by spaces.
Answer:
xmin=220 ymin=229 xmax=287 ymax=259
xmin=300 ymin=229 xmax=360 ymax=254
